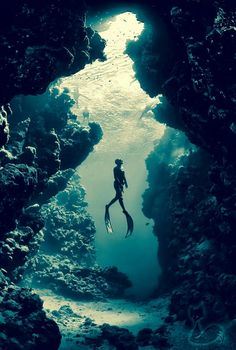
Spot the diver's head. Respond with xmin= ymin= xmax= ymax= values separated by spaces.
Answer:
xmin=115 ymin=159 xmax=123 ymax=166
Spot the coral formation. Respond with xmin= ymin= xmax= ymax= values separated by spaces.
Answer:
xmin=0 ymin=1 xmax=105 ymax=344
xmin=25 ymin=175 xmax=132 ymax=300
xmin=126 ymin=0 xmax=236 ymax=159
xmin=0 ymin=283 xmax=61 ymax=350
xmin=0 ymin=87 xmax=103 ymax=281
xmin=123 ymin=0 xmax=236 ymax=330
xmin=0 ymin=0 xmax=106 ymax=104
xmin=73 ymin=322 xmax=171 ymax=349
xmin=144 ymin=128 xmax=236 ymax=324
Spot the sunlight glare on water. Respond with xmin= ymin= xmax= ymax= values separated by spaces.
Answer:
xmin=61 ymin=12 xmax=164 ymax=153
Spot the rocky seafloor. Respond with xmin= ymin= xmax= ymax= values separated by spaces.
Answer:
xmin=0 ymin=0 xmax=235 ymax=349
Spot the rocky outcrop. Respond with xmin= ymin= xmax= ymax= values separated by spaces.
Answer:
xmin=9 ymin=88 xmax=103 ymax=186
xmin=25 ymin=175 xmax=132 ymax=300
xmin=0 ymin=87 xmax=102 ymax=280
xmin=0 ymin=113 xmax=9 ymax=148
xmin=28 ymin=255 xmax=132 ymax=300
xmin=144 ymin=128 xmax=236 ymax=324
xmin=0 ymin=0 xmax=105 ymax=104
xmin=0 ymin=84 xmax=103 ymax=348
xmin=126 ymin=1 xmax=236 ymax=160
xmin=0 ymin=101 xmax=102 ymax=349
xmin=126 ymin=0 xmax=236 ymax=328
xmin=0 ymin=0 xmax=105 ymax=164
xmin=0 ymin=282 xmax=61 ymax=350
xmin=63 ymin=321 xmax=171 ymax=350
xmin=0 ymin=164 xmax=38 ymax=234
xmin=38 ymin=177 xmax=97 ymax=265
xmin=59 ymin=121 xmax=102 ymax=169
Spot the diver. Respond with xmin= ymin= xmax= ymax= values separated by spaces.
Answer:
xmin=1 ymin=103 xmax=13 ymax=117
xmin=139 ymin=98 xmax=159 ymax=119
xmin=105 ymin=159 xmax=134 ymax=237
xmin=82 ymin=107 xmax=90 ymax=123
xmin=106 ymin=159 xmax=128 ymax=212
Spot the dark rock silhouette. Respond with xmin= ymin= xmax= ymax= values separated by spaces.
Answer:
xmin=0 ymin=0 xmax=106 ymax=104
xmin=71 ymin=322 xmax=171 ymax=349
xmin=143 ymin=128 xmax=236 ymax=324
xmin=0 ymin=285 xmax=61 ymax=350
xmin=0 ymin=86 xmax=104 ymax=348
xmin=0 ymin=164 xmax=38 ymax=234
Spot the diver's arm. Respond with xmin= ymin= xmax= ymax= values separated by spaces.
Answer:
xmin=123 ymin=173 xmax=128 ymax=188
xmin=114 ymin=168 xmax=122 ymax=186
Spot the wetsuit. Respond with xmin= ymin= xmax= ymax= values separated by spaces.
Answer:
xmin=113 ymin=166 xmax=127 ymax=198
xmin=106 ymin=165 xmax=128 ymax=211
xmin=105 ymin=163 xmax=133 ymax=236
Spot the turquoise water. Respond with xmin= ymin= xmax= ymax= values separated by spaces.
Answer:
xmin=60 ymin=12 xmax=165 ymax=298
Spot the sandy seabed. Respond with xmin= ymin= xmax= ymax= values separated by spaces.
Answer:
xmin=35 ymin=289 xmax=236 ymax=350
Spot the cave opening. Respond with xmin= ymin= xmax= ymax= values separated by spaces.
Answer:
xmin=1 ymin=1 xmax=236 ymax=349
xmin=57 ymin=11 xmax=165 ymax=299
xmin=17 ymin=11 xmax=171 ymax=349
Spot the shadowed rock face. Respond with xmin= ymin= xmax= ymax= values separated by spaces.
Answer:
xmin=144 ymin=128 xmax=236 ymax=324
xmin=0 ymin=164 xmax=37 ymax=233
xmin=0 ymin=281 xmax=61 ymax=350
xmin=0 ymin=88 xmax=103 ymax=348
xmin=0 ymin=88 xmax=103 ymax=280
xmin=125 ymin=0 xmax=236 ymax=327
xmin=0 ymin=0 xmax=106 ymax=104
xmin=0 ymin=3 xmax=123 ymax=346
xmin=126 ymin=1 xmax=236 ymax=161
xmin=0 ymin=2 xmax=105 ymax=341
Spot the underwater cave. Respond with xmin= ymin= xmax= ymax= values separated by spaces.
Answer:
xmin=0 ymin=1 xmax=236 ymax=350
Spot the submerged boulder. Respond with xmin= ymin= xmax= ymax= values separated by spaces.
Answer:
xmin=144 ymin=128 xmax=236 ymax=323
xmin=0 ymin=286 xmax=61 ymax=350
xmin=0 ymin=163 xmax=38 ymax=233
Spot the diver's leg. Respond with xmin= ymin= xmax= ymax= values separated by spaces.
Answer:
xmin=106 ymin=195 xmax=119 ymax=208
xmin=118 ymin=197 xmax=126 ymax=212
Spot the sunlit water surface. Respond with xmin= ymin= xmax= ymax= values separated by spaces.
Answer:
xmin=60 ymin=12 xmax=165 ymax=298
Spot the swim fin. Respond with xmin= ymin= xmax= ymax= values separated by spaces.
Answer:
xmin=123 ymin=210 xmax=134 ymax=238
xmin=105 ymin=206 xmax=113 ymax=233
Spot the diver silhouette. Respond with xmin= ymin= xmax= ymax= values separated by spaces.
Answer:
xmin=82 ymin=107 xmax=90 ymax=124
xmin=107 ymin=159 xmax=128 ymax=211
xmin=105 ymin=159 xmax=134 ymax=237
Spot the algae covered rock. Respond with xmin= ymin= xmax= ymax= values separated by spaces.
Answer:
xmin=0 ymin=286 xmax=61 ymax=350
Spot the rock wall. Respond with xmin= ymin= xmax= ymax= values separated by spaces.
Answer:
xmin=0 ymin=87 xmax=103 ymax=349
xmin=0 ymin=1 xmax=105 ymax=343
xmin=126 ymin=0 xmax=236 ymax=160
xmin=144 ymin=128 xmax=236 ymax=324
xmin=1 ymin=87 xmax=102 ymax=280
xmin=0 ymin=276 xmax=61 ymax=350
xmin=0 ymin=0 xmax=106 ymax=105
xmin=126 ymin=0 xmax=236 ymax=326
